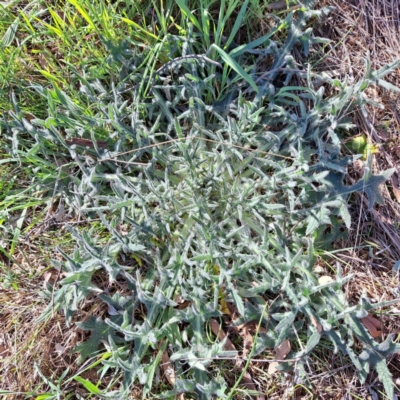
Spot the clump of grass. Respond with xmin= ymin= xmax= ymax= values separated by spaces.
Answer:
xmin=1 ymin=0 xmax=400 ymax=399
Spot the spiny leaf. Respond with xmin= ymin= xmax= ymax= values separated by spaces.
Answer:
xmin=375 ymin=359 xmax=394 ymax=399
xmin=305 ymin=205 xmax=331 ymax=235
xmin=305 ymin=331 xmax=321 ymax=354
xmin=352 ymin=168 xmax=395 ymax=210
xmin=74 ymin=316 xmax=124 ymax=363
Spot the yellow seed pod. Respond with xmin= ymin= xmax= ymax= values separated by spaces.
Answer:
xmin=348 ymin=135 xmax=368 ymax=153
xmin=348 ymin=135 xmax=379 ymax=160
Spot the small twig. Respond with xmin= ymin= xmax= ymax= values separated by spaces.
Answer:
xmin=99 ymin=136 xmax=294 ymax=164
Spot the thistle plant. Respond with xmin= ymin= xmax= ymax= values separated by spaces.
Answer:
xmin=3 ymin=0 xmax=400 ymax=398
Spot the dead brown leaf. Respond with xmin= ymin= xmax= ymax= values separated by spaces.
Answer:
xmin=276 ymin=339 xmax=291 ymax=359
xmin=310 ymin=315 xmax=323 ymax=333
xmin=268 ymin=340 xmax=291 ymax=375
xmin=361 ymin=314 xmax=382 ymax=338
xmin=242 ymin=372 xmax=266 ymax=400
xmin=24 ymin=112 xmax=35 ymax=123
xmin=174 ymin=295 xmax=192 ymax=310
xmin=268 ymin=361 xmax=280 ymax=375
xmin=158 ymin=343 xmax=185 ymax=399
xmin=161 ymin=349 xmax=176 ymax=386
xmin=209 ymin=319 xmax=236 ymax=352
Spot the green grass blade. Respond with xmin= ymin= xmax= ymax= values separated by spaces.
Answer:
xmin=225 ymin=0 xmax=249 ymax=49
xmin=212 ymin=43 xmax=258 ymax=93
xmin=175 ymin=0 xmax=203 ymax=33
xmin=73 ymin=376 xmax=104 ymax=395
xmin=121 ymin=17 xmax=159 ymax=41
xmin=67 ymin=0 xmax=96 ymax=31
